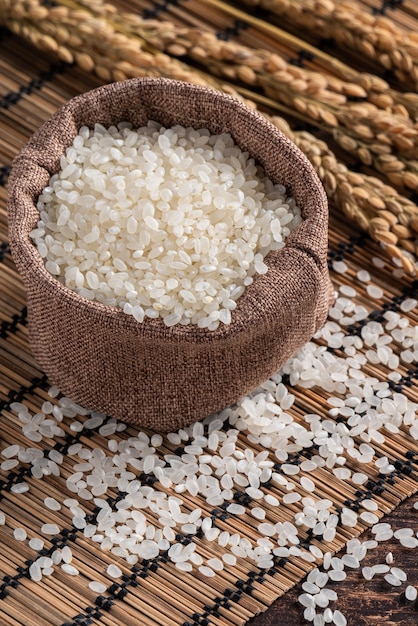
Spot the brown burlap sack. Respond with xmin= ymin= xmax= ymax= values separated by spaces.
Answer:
xmin=8 ymin=78 xmax=333 ymax=431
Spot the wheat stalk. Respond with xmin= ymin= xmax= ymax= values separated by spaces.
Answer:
xmin=0 ymin=0 xmax=218 ymax=86
xmin=234 ymin=0 xmax=418 ymax=91
xmin=294 ymin=132 xmax=418 ymax=273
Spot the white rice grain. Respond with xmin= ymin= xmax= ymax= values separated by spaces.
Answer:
xmin=107 ymin=564 xmax=122 ymax=578
xmin=332 ymin=610 xmax=347 ymax=626
xmin=29 ymin=562 xmax=42 ymax=582
xmin=61 ymin=564 xmax=79 ymax=576
xmin=44 ymin=497 xmax=61 ymax=511
xmin=89 ymin=581 xmax=107 ymax=593
xmin=198 ymin=566 xmax=216 ymax=578
xmin=41 ymin=523 xmax=60 ymax=535
xmin=28 ymin=538 xmax=44 ymax=551
xmin=390 ymin=567 xmax=407 ymax=582
xmin=13 ymin=528 xmax=27 ymax=541
xmin=405 ymin=585 xmax=417 ymax=601
xmin=362 ymin=567 xmax=374 ymax=580
xmin=384 ymin=573 xmax=402 ymax=587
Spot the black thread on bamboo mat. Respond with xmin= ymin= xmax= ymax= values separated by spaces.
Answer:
xmin=0 ymin=62 xmax=68 ymax=111
xmin=372 ymin=0 xmax=403 ymax=15
xmin=182 ymin=560 xmax=287 ymax=626
xmin=0 ymin=373 xmax=48 ymax=418
xmin=183 ymin=572 xmax=270 ymax=626
xmin=0 ymin=241 xmax=9 ymax=262
xmin=0 ymin=165 xmax=11 ymax=187
xmin=142 ymin=0 xmax=181 ymax=19
xmin=0 ymin=27 xmax=12 ymax=44
xmin=327 ymin=233 xmax=367 ymax=268
xmin=388 ymin=367 xmax=418 ymax=392
xmin=0 ymin=306 xmax=27 ymax=339
xmin=343 ymin=279 xmax=418 ymax=337
xmin=337 ymin=452 xmax=418 ymax=520
xmin=59 ymin=553 xmax=171 ymax=626
xmin=216 ymin=19 xmax=248 ymax=41
xmin=60 ymin=548 xmax=285 ymax=626
xmin=288 ymin=50 xmax=315 ymax=68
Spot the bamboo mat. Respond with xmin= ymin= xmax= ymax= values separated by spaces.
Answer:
xmin=0 ymin=1 xmax=418 ymax=625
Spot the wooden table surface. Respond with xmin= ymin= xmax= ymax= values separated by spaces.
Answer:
xmin=250 ymin=494 xmax=418 ymax=625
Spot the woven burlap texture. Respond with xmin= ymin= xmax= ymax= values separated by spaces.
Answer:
xmin=8 ymin=78 xmax=332 ymax=431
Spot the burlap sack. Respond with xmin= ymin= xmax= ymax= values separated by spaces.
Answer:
xmin=8 ymin=78 xmax=333 ymax=431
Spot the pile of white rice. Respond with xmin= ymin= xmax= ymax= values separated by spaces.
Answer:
xmin=30 ymin=122 xmax=302 ymax=329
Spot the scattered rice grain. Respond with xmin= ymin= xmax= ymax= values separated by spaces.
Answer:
xmin=89 ymin=581 xmax=107 ymax=593
xmin=44 ymin=497 xmax=61 ymax=511
xmin=13 ymin=527 xmax=27 ymax=541
xmin=198 ymin=566 xmax=216 ymax=577
xmin=61 ymin=564 xmax=79 ymax=576
xmin=384 ymin=573 xmax=402 ymax=586
xmin=107 ymin=564 xmax=122 ymax=578
xmin=405 ymin=585 xmax=417 ymax=601
xmin=41 ymin=523 xmax=60 ymax=535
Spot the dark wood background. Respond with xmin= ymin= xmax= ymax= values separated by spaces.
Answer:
xmin=250 ymin=494 xmax=418 ymax=626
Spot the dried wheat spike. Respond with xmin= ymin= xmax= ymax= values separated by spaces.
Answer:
xmin=239 ymin=0 xmax=418 ymax=90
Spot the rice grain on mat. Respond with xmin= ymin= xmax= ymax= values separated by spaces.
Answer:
xmin=62 ymin=546 xmax=73 ymax=563
xmin=390 ymin=567 xmax=407 ymax=581
xmin=362 ymin=567 xmax=374 ymax=580
xmin=328 ymin=570 xmax=346 ymax=581
xmin=44 ymin=497 xmax=61 ymax=511
xmin=107 ymin=564 xmax=122 ymax=578
xmin=333 ymin=611 xmax=347 ymax=626
xmin=1 ymin=445 xmax=19 ymax=458
xmin=61 ymin=564 xmax=79 ymax=576
xmin=0 ymin=457 xmax=18 ymax=469
xmin=41 ymin=523 xmax=60 ymax=535
xmin=31 ymin=122 xmax=302 ymax=330
xmin=394 ymin=528 xmax=414 ymax=539
xmin=89 ymin=581 xmax=107 ymax=593
xmin=399 ymin=537 xmax=418 ymax=548
xmin=28 ymin=538 xmax=44 ymax=550
xmin=198 ymin=565 xmax=216 ymax=577
xmin=13 ymin=528 xmax=27 ymax=541
xmin=10 ymin=483 xmax=29 ymax=494
xmin=29 ymin=562 xmax=42 ymax=582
